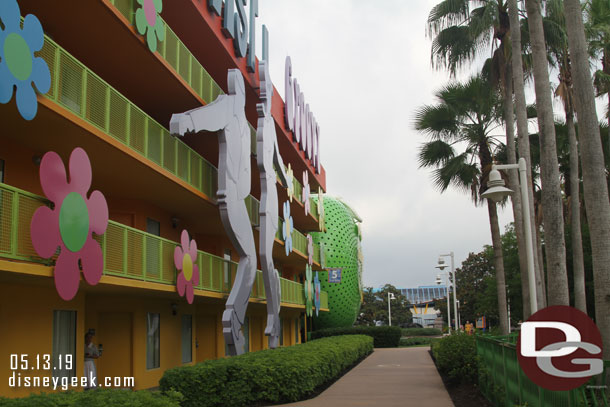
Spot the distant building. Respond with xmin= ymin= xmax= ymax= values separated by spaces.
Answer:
xmin=401 ymin=285 xmax=448 ymax=328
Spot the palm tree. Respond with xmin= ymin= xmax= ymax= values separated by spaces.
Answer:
xmin=586 ymin=0 xmax=610 ymax=139
xmin=545 ymin=0 xmax=587 ymax=312
xmin=564 ymin=0 xmax=610 ymax=359
xmin=507 ymin=0 xmax=546 ymax=314
xmin=414 ymin=76 xmax=510 ymax=334
xmin=523 ymin=0 xmax=570 ymax=306
xmin=428 ymin=0 xmax=543 ymax=316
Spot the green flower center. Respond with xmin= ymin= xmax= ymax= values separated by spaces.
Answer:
xmin=182 ymin=253 xmax=193 ymax=281
xmin=4 ymin=33 xmax=33 ymax=82
xmin=59 ymin=192 xmax=90 ymax=252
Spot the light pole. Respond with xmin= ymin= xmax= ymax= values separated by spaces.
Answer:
xmin=456 ymin=300 xmax=461 ymax=330
xmin=435 ymin=272 xmax=451 ymax=334
xmin=481 ymin=157 xmax=538 ymax=315
xmin=388 ymin=292 xmax=396 ymax=326
xmin=436 ymin=254 xmax=458 ymax=332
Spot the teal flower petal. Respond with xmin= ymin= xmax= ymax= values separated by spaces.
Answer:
xmin=146 ymin=28 xmax=157 ymax=53
xmin=0 ymin=0 xmax=20 ymax=32
xmin=15 ymin=82 xmax=37 ymax=121
xmin=22 ymin=14 xmax=44 ymax=52
xmin=0 ymin=63 xmax=15 ymax=103
xmin=32 ymin=57 xmax=51 ymax=94
xmin=154 ymin=18 xmax=165 ymax=42
xmin=136 ymin=0 xmax=144 ymax=5
xmin=154 ymin=0 xmax=163 ymax=13
xmin=135 ymin=8 xmax=148 ymax=35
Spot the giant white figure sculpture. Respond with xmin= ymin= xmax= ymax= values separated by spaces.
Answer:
xmin=170 ymin=70 xmax=255 ymax=356
xmin=256 ymin=60 xmax=291 ymax=348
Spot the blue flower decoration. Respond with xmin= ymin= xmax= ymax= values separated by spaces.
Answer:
xmin=314 ymin=271 xmax=321 ymax=316
xmin=282 ymin=201 xmax=293 ymax=256
xmin=0 ymin=0 xmax=50 ymax=120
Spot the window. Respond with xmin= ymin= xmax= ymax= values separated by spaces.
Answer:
xmin=146 ymin=218 xmax=160 ymax=236
xmin=181 ymin=315 xmax=192 ymax=363
xmin=146 ymin=313 xmax=160 ymax=369
xmin=52 ymin=310 xmax=76 ymax=379
xmin=294 ymin=319 xmax=299 ymax=344
xmin=223 ymin=249 xmax=231 ymax=286
xmin=0 ymin=159 xmax=4 ymax=183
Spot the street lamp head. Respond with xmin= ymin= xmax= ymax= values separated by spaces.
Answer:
xmin=435 ymin=274 xmax=442 ymax=285
xmin=389 ymin=293 xmax=396 ymax=300
xmin=481 ymin=168 xmax=513 ymax=202
xmin=435 ymin=257 xmax=447 ymax=270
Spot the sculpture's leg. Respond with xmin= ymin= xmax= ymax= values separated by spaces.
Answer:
xmin=260 ymin=212 xmax=281 ymax=348
xmin=220 ymin=200 xmax=257 ymax=356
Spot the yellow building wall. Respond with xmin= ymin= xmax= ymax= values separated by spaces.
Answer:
xmin=0 ymin=283 xmax=86 ymax=398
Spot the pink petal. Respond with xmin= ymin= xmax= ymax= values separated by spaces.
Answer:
xmin=68 ymin=148 xmax=92 ymax=196
xmin=191 ymin=265 xmax=200 ymax=286
xmin=186 ymin=283 xmax=194 ymax=304
xmin=188 ymin=238 xmax=197 ymax=259
xmin=80 ymin=238 xmax=103 ymax=286
xmin=87 ymin=190 xmax=108 ymax=235
xmin=54 ymin=251 xmax=80 ymax=301
xmin=177 ymin=272 xmax=186 ymax=296
xmin=30 ymin=205 xmax=60 ymax=258
xmin=39 ymin=151 xmax=69 ymax=203
xmin=174 ymin=246 xmax=183 ymax=270
xmin=180 ymin=230 xmax=189 ymax=252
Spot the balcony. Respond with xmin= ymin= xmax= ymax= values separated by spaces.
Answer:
xmin=23 ymin=33 xmax=322 ymax=268
xmin=0 ymin=182 xmax=328 ymax=310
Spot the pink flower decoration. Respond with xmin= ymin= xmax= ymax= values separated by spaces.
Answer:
xmin=174 ymin=230 xmax=200 ymax=304
xmin=30 ymin=148 xmax=108 ymax=301
xmin=307 ymin=234 xmax=313 ymax=265
xmin=302 ymin=171 xmax=310 ymax=216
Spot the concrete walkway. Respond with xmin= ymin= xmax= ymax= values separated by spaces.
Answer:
xmin=277 ymin=347 xmax=454 ymax=407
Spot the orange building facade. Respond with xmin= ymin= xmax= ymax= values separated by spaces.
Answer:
xmin=0 ymin=0 xmax=330 ymax=397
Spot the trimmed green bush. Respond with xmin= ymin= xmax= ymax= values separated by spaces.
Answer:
xmin=399 ymin=337 xmax=439 ymax=347
xmin=0 ymin=389 xmax=182 ymax=407
xmin=160 ymin=335 xmax=373 ymax=407
xmin=431 ymin=333 xmax=478 ymax=384
xmin=401 ymin=327 xmax=442 ymax=337
xmin=310 ymin=326 xmax=401 ymax=347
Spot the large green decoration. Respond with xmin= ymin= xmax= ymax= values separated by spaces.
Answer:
xmin=311 ymin=196 xmax=363 ymax=329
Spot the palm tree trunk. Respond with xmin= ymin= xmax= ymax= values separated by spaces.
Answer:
xmin=508 ymin=0 xmax=546 ymax=311
xmin=503 ymin=63 xmax=531 ymax=318
xmin=524 ymin=0 xmax=569 ymax=306
xmin=488 ymin=199 xmax=509 ymax=335
xmin=564 ymin=0 xmax=610 ymax=355
xmin=567 ymin=112 xmax=586 ymax=313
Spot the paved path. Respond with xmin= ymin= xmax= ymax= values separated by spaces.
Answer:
xmin=277 ymin=347 xmax=454 ymax=407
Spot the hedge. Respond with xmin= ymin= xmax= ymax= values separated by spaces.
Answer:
xmin=401 ymin=327 xmax=442 ymax=337
xmin=310 ymin=326 xmax=401 ymax=347
xmin=431 ymin=333 xmax=478 ymax=384
xmin=0 ymin=389 xmax=182 ymax=407
xmin=399 ymin=337 xmax=439 ymax=347
xmin=159 ymin=335 xmax=373 ymax=407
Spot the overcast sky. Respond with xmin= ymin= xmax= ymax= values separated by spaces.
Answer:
xmin=256 ymin=1 xmax=514 ymax=289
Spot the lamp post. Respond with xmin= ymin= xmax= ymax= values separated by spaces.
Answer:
xmin=388 ymin=292 xmax=396 ymax=326
xmin=435 ymin=272 xmax=451 ymax=334
xmin=456 ymin=300 xmax=461 ymax=330
xmin=436 ymin=254 xmax=458 ymax=332
xmin=481 ymin=157 xmax=538 ymax=315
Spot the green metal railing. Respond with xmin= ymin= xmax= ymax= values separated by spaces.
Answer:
xmin=276 ymin=217 xmax=321 ymax=264
xmin=476 ymin=335 xmax=609 ymax=407
xmin=107 ymin=0 xmax=258 ymax=155
xmin=320 ymin=290 xmax=328 ymax=310
xmin=0 ymin=182 xmax=318 ymax=306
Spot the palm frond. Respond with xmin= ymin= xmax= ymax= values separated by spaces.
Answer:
xmin=418 ymin=140 xmax=456 ymax=168
xmin=428 ymin=0 xmax=470 ymax=37
xmin=431 ymin=25 xmax=478 ymax=74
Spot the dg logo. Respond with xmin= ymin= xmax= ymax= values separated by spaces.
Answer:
xmin=517 ymin=305 xmax=603 ymax=391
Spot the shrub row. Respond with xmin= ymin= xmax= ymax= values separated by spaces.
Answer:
xmin=431 ymin=333 xmax=478 ymax=384
xmin=0 ymin=389 xmax=182 ymax=407
xmin=399 ymin=337 xmax=439 ymax=347
xmin=310 ymin=326 xmax=401 ymax=347
xmin=160 ymin=335 xmax=373 ymax=407
xmin=401 ymin=327 xmax=442 ymax=337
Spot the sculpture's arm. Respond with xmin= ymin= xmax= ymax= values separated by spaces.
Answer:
xmin=273 ymin=138 xmax=291 ymax=189
xmin=170 ymin=95 xmax=231 ymax=136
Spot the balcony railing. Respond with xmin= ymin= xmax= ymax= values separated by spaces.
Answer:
xmin=35 ymin=32 xmax=321 ymax=255
xmin=0 ymin=182 xmax=320 ymax=306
